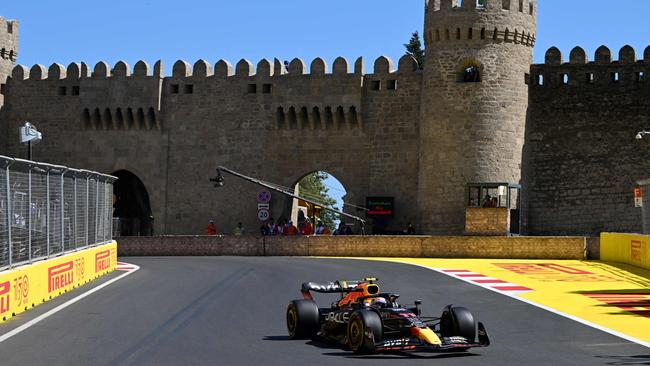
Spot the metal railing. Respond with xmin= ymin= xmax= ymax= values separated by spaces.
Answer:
xmin=0 ymin=155 xmax=116 ymax=270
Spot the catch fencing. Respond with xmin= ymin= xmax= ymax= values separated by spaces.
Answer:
xmin=0 ymin=155 xmax=116 ymax=270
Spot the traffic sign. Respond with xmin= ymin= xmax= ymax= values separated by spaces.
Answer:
xmin=258 ymin=203 xmax=270 ymax=210
xmin=257 ymin=208 xmax=270 ymax=221
xmin=257 ymin=190 xmax=272 ymax=203
xmin=635 ymin=187 xmax=643 ymax=208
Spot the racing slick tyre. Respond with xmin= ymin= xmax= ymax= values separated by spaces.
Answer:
xmin=286 ymin=300 xmax=320 ymax=339
xmin=440 ymin=306 xmax=476 ymax=351
xmin=347 ymin=310 xmax=383 ymax=354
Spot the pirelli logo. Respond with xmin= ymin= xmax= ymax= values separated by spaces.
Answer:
xmin=95 ymin=250 xmax=111 ymax=273
xmin=0 ymin=281 xmax=9 ymax=314
xmin=48 ymin=261 xmax=74 ymax=293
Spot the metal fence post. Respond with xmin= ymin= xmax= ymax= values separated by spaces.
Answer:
xmin=46 ymin=170 xmax=50 ymax=257
xmin=95 ymin=177 xmax=99 ymax=246
xmin=28 ymin=167 xmax=32 ymax=262
xmin=60 ymin=172 xmax=65 ymax=251
xmin=5 ymin=165 xmax=12 ymax=268
xmin=73 ymin=175 xmax=77 ymax=250
xmin=85 ymin=176 xmax=89 ymax=248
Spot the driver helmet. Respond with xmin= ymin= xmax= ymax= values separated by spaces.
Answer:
xmin=367 ymin=297 xmax=388 ymax=308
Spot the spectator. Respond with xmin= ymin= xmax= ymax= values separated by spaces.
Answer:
xmin=277 ymin=219 xmax=286 ymax=236
xmin=206 ymin=220 xmax=217 ymax=236
xmin=285 ymin=220 xmax=298 ymax=235
xmin=333 ymin=222 xmax=344 ymax=235
xmin=405 ymin=222 xmax=415 ymax=235
xmin=233 ymin=222 xmax=245 ymax=236
xmin=482 ymin=195 xmax=492 ymax=208
xmin=468 ymin=198 xmax=476 ymax=207
xmin=491 ymin=197 xmax=499 ymax=208
xmin=300 ymin=220 xmax=314 ymax=235
xmin=343 ymin=224 xmax=353 ymax=235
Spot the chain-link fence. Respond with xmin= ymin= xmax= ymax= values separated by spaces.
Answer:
xmin=0 ymin=155 xmax=116 ymax=270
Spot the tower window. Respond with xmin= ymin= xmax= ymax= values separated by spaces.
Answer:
xmin=445 ymin=29 xmax=450 ymax=41
xmin=611 ymin=72 xmax=619 ymax=83
xmin=72 ymin=86 xmax=80 ymax=95
xmin=562 ymin=74 xmax=569 ymax=85
xmin=7 ymin=23 xmax=13 ymax=34
xmin=477 ymin=0 xmax=486 ymax=8
xmin=586 ymin=73 xmax=594 ymax=84
xmin=58 ymin=86 xmax=67 ymax=96
xmin=387 ymin=80 xmax=397 ymax=90
xmin=537 ymin=74 xmax=544 ymax=86
xmin=436 ymin=30 xmax=441 ymax=41
xmin=371 ymin=80 xmax=381 ymax=90
xmin=480 ymin=28 xmax=486 ymax=40
xmin=171 ymin=84 xmax=179 ymax=94
xmin=462 ymin=66 xmax=481 ymax=83
xmin=636 ymin=72 xmax=645 ymax=82
xmin=529 ymin=3 xmax=534 ymax=15
xmin=468 ymin=28 xmax=473 ymax=40
xmin=184 ymin=84 xmax=194 ymax=94
xmin=456 ymin=28 xmax=461 ymax=40
xmin=518 ymin=0 xmax=523 ymax=12
xmin=263 ymin=84 xmax=272 ymax=93
xmin=503 ymin=0 xmax=510 ymax=10
xmin=0 ymin=84 xmax=5 ymax=95
xmin=524 ymin=73 xmax=530 ymax=85
xmin=248 ymin=84 xmax=257 ymax=93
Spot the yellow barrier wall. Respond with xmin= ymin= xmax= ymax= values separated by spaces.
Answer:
xmin=600 ymin=233 xmax=650 ymax=271
xmin=0 ymin=241 xmax=117 ymax=322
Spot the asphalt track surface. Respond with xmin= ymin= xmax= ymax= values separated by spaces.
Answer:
xmin=0 ymin=257 xmax=648 ymax=366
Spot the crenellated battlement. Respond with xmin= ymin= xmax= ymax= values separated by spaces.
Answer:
xmin=11 ymin=55 xmax=421 ymax=83
xmin=531 ymin=45 xmax=650 ymax=87
xmin=426 ymin=0 xmax=535 ymax=15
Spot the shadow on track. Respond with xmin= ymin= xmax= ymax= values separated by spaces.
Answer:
xmin=595 ymin=354 xmax=650 ymax=365
xmin=264 ymin=335 xmax=479 ymax=360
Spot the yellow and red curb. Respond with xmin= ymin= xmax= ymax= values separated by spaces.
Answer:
xmin=354 ymin=257 xmax=650 ymax=347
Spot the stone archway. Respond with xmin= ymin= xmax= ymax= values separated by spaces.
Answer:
xmin=112 ymin=170 xmax=153 ymax=236
xmin=283 ymin=171 xmax=349 ymax=234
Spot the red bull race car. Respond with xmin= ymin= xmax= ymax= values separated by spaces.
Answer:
xmin=286 ymin=278 xmax=490 ymax=354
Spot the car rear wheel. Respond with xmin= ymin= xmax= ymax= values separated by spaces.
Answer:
xmin=348 ymin=310 xmax=382 ymax=354
xmin=440 ymin=305 xmax=476 ymax=351
xmin=286 ymin=300 xmax=320 ymax=339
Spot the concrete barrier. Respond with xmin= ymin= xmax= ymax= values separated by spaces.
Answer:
xmin=117 ymin=236 xmax=587 ymax=260
xmin=0 ymin=242 xmax=117 ymax=322
xmin=601 ymin=232 xmax=650 ymax=271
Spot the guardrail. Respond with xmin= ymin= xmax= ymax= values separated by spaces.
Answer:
xmin=0 ymin=156 xmax=116 ymax=270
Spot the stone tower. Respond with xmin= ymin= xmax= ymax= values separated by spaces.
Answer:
xmin=418 ymin=0 xmax=536 ymax=233
xmin=0 ymin=17 xmax=18 ymax=108
xmin=0 ymin=16 xmax=18 ymax=152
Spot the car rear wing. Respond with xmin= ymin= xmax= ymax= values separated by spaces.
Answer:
xmin=301 ymin=278 xmax=378 ymax=300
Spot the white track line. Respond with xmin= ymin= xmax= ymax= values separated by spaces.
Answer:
xmin=0 ymin=263 xmax=140 ymax=344
xmin=404 ymin=262 xmax=650 ymax=349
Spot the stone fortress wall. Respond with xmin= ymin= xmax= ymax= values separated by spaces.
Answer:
xmin=0 ymin=55 xmax=423 ymax=235
xmin=1 ymin=0 xmax=648 ymax=236
xmin=524 ymin=45 xmax=650 ymax=236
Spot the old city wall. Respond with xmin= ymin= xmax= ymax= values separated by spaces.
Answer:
xmin=1 ymin=55 xmax=422 ymax=235
xmin=523 ymin=45 xmax=650 ymax=236
xmin=162 ymin=56 xmax=422 ymax=235
xmin=2 ymin=61 xmax=169 ymax=234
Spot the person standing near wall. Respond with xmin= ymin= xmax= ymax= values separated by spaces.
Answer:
xmin=206 ymin=220 xmax=217 ymax=236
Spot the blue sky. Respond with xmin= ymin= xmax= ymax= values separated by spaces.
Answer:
xmin=3 ymin=0 xmax=649 ymax=211
xmin=4 ymin=1 xmax=650 ymax=70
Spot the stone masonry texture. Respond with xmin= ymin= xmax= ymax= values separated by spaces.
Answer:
xmin=0 ymin=1 xmax=646 ymax=236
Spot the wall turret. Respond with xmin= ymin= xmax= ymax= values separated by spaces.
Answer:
xmin=418 ymin=0 xmax=536 ymax=233
xmin=0 ymin=17 xmax=18 ymax=108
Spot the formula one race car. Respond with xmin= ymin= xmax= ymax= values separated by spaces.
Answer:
xmin=286 ymin=278 xmax=490 ymax=354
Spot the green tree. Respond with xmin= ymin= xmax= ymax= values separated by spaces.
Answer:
xmin=298 ymin=172 xmax=339 ymax=230
xmin=404 ymin=31 xmax=425 ymax=69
